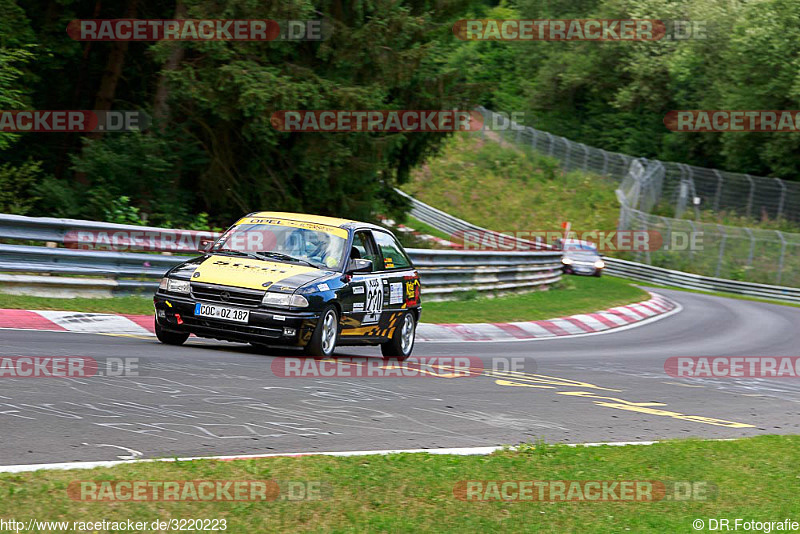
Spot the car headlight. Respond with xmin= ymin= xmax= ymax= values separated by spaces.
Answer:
xmin=160 ymin=277 xmax=190 ymax=293
xmin=561 ymin=257 xmax=573 ymax=265
xmin=262 ymin=292 xmax=309 ymax=308
xmin=594 ymin=260 xmax=605 ymax=269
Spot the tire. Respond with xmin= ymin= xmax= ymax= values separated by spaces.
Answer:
xmin=155 ymin=317 xmax=190 ymax=346
xmin=593 ymin=270 xmax=603 ymax=277
xmin=304 ymin=305 xmax=339 ymax=358
xmin=381 ymin=311 xmax=416 ymax=361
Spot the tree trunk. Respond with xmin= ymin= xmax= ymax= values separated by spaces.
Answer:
xmin=153 ymin=0 xmax=186 ymax=125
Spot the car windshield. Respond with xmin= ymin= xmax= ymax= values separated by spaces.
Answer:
xmin=565 ymin=243 xmax=598 ymax=252
xmin=212 ymin=222 xmax=346 ymax=270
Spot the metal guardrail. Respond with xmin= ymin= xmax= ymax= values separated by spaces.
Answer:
xmin=0 ymin=214 xmax=563 ymax=300
xmin=0 ymin=213 xmax=219 ymax=252
xmin=395 ymin=189 xmax=551 ymax=250
xmin=603 ymin=257 xmax=800 ymax=304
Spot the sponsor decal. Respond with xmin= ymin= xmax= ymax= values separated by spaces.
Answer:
xmin=352 ymin=285 xmax=365 ymax=295
xmin=404 ymin=276 xmax=421 ymax=306
xmin=389 ymin=282 xmax=403 ymax=304
xmin=317 ymin=283 xmax=330 ymax=291
xmin=362 ymin=278 xmax=383 ymax=324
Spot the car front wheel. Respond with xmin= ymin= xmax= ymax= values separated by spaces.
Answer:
xmin=154 ymin=316 xmax=190 ymax=346
xmin=304 ymin=306 xmax=339 ymax=358
xmin=381 ymin=311 xmax=416 ymax=360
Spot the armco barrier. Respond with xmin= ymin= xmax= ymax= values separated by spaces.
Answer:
xmin=0 ymin=214 xmax=563 ymax=300
xmin=603 ymin=257 xmax=800 ymax=304
xmin=0 ymin=213 xmax=219 ymax=252
xmin=396 ymin=189 xmax=552 ymax=251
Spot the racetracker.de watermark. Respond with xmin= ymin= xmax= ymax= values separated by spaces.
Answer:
xmin=270 ymin=110 xmax=485 ymax=132
xmin=64 ymin=229 xmax=220 ymax=252
xmin=665 ymin=110 xmax=800 ymax=132
xmin=0 ymin=110 xmax=149 ymax=133
xmin=455 ymin=230 xmax=703 ymax=252
xmin=67 ymin=480 xmax=330 ymax=501
xmin=67 ymin=19 xmax=331 ymax=41
xmin=271 ymin=356 xmax=534 ymax=378
xmin=452 ymin=19 xmax=707 ymax=41
xmin=454 ymin=480 xmax=716 ymax=502
xmin=665 ymin=357 xmax=800 ymax=378
xmin=0 ymin=357 xmax=140 ymax=378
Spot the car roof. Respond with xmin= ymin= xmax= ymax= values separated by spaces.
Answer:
xmin=244 ymin=211 xmax=356 ymax=228
xmin=241 ymin=211 xmax=386 ymax=233
xmin=564 ymin=239 xmax=597 ymax=247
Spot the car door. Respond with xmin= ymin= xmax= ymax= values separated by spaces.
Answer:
xmin=339 ymin=229 xmax=386 ymax=337
xmin=369 ymin=229 xmax=418 ymax=339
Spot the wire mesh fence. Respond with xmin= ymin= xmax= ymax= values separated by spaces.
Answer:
xmin=476 ymin=106 xmax=800 ymax=286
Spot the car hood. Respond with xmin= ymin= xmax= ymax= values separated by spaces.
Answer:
xmin=172 ymin=254 xmax=330 ymax=291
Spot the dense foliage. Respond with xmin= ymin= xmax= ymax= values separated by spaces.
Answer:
xmin=1 ymin=0 xmax=798 ymax=226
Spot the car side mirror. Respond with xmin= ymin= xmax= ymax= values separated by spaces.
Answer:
xmin=198 ymin=238 xmax=215 ymax=253
xmin=346 ymin=258 xmax=373 ymax=274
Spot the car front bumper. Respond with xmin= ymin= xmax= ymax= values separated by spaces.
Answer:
xmin=153 ymin=291 xmax=320 ymax=346
xmin=563 ymin=264 xmax=602 ymax=276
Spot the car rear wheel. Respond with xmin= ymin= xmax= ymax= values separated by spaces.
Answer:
xmin=154 ymin=317 xmax=190 ymax=346
xmin=304 ymin=306 xmax=339 ymax=358
xmin=381 ymin=312 xmax=416 ymax=361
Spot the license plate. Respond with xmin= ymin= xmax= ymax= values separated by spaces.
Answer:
xmin=575 ymin=266 xmax=591 ymax=272
xmin=194 ymin=303 xmax=250 ymax=323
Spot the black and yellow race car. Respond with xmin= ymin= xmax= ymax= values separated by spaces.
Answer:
xmin=153 ymin=212 xmax=422 ymax=359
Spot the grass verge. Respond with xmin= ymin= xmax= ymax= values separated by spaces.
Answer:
xmin=0 ymin=435 xmax=795 ymax=533
xmin=403 ymin=133 xmax=620 ymax=235
xmin=0 ymin=276 xmax=649 ymax=323
xmin=0 ymin=294 xmax=155 ymax=315
xmin=637 ymin=280 xmax=800 ymax=309
xmin=422 ymin=275 xmax=648 ymax=323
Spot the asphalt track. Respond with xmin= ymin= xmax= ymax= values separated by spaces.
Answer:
xmin=1 ymin=287 xmax=799 ymax=467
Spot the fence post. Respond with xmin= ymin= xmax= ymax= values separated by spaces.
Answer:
xmin=601 ymin=150 xmax=609 ymax=176
xmin=660 ymin=216 xmax=671 ymax=256
xmin=530 ymin=127 xmax=537 ymax=152
xmin=744 ymin=227 xmax=755 ymax=268
xmin=715 ymin=224 xmax=726 ymax=278
xmin=776 ymin=178 xmax=787 ymax=219
xmin=713 ymin=169 xmax=723 ymax=212
xmin=582 ymin=144 xmax=589 ymax=171
xmin=745 ymin=174 xmax=755 ymax=219
xmin=546 ymin=132 xmax=555 ymax=157
xmin=776 ymin=230 xmax=786 ymax=285
xmin=563 ymin=137 xmax=571 ymax=169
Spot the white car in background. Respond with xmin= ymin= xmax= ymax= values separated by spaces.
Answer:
xmin=558 ymin=239 xmax=605 ymax=277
